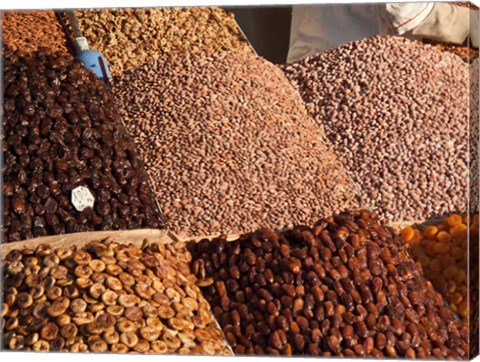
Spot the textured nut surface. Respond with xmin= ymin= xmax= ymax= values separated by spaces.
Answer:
xmin=189 ymin=210 xmax=469 ymax=357
xmin=77 ymin=7 xmax=251 ymax=75
xmin=2 ymin=50 xmax=164 ymax=243
xmin=281 ymin=36 xmax=469 ymax=221
xmin=114 ymin=50 xmax=359 ymax=236
xmin=2 ymin=240 xmax=231 ymax=355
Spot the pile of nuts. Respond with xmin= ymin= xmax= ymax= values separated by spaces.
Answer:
xmin=113 ymin=51 xmax=360 ymax=236
xmin=281 ymin=36 xmax=469 ymax=222
xmin=77 ymin=7 xmax=252 ymax=74
xmin=470 ymin=60 xmax=479 ymax=214
xmin=189 ymin=210 xmax=469 ymax=358
xmin=401 ymin=214 xmax=477 ymax=324
xmin=2 ymin=11 xmax=69 ymax=55
xmin=2 ymin=51 xmax=164 ymax=243
xmin=1 ymin=239 xmax=232 ymax=354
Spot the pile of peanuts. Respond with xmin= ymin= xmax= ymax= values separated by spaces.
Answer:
xmin=189 ymin=210 xmax=468 ymax=358
xmin=77 ymin=7 xmax=252 ymax=75
xmin=1 ymin=11 xmax=69 ymax=55
xmin=281 ymin=35 xmax=469 ymax=222
xmin=113 ymin=50 xmax=360 ymax=236
xmin=401 ymin=214 xmax=478 ymax=323
xmin=2 ymin=51 xmax=164 ymax=242
xmin=1 ymin=239 xmax=232 ymax=354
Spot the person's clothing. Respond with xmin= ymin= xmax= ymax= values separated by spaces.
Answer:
xmin=288 ymin=2 xmax=474 ymax=63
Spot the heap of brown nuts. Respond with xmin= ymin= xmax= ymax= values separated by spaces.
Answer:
xmin=281 ymin=35 xmax=469 ymax=222
xmin=2 ymin=11 xmax=70 ymax=55
xmin=3 ymin=51 xmax=164 ymax=242
xmin=1 ymin=239 xmax=232 ymax=354
xmin=114 ymin=50 xmax=360 ymax=237
xmin=189 ymin=210 xmax=469 ymax=358
xmin=77 ymin=7 xmax=252 ymax=75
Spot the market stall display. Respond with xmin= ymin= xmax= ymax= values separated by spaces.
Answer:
xmin=1 ymin=5 xmax=477 ymax=359
xmin=281 ymin=36 xmax=469 ymax=222
xmin=76 ymin=7 xmax=252 ymax=75
xmin=114 ymin=50 xmax=360 ymax=236
xmin=1 ymin=233 xmax=231 ymax=354
xmin=189 ymin=210 xmax=469 ymax=358
xmin=2 ymin=51 xmax=165 ymax=243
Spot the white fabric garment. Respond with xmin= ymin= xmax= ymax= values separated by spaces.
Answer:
xmin=287 ymin=3 xmax=435 ymax=62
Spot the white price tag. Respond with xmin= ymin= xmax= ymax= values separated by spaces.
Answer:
xmin=71 ymin=186 xmax=95 ymax=212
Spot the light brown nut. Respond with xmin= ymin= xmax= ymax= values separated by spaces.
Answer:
xmin=96 ymin=313 xmax=116 ymax=329
xmin=195 ymin=329 xmax=213 ymax=343
xmin=158 ymin=305 xmax=175 ymax=319
xmin=82 ymin=292 xmax=98 ymax=304
xmin=57 ymin=249 xmax=73 ymax=260
xmin=70 ymin=342 xmax=89 ymax=352
xmin=40 ymin=322 xmax=59 ymax=341
xmin=32 ymin=339 xmax=50 ymax=352
xmin=182 ymin=297 xmax=199 ymax=311
xmin=146 ymin=316 xmax=164 ymax=331
xmin=89 ymin=303 xmax=105 ymax=313
xmin=119 ymin=272 xmax=136 ymax=287
xmin=150 ymin=340 xmax=168 ymax=354
xmin=50 ymin=336 xmax=66 ymax=351
xmin=46 ymin=286 xmax=62 ymax=301
xmin=75 ymin=277 xmax=93 ymax=289
xmin=141 ymin=305 xmax=158 ymax=318
xmin=177 ymin=331 xmax=195 ymax=345
xmin=74 ymin=265 xmax=93 ymax=278
xmin=16 ymin=292 xmax=33 ymax=308
xmin=5 ymin=293 xmax=17 ymax=307
xmin=25 ymin=274 xmax=41 ymax=288
xmin=60 ymin=323 xmax=78 ymax=339
xmin=172 ymin=302 xmax=189 ymax=316
xmin=162 ymin=330 xmax=181 ymax=351
xmin=169 ymin=317 xmax=187 ymax=331
xmin=196 ymin=278 xmax=214 ymax=287
xmin=106 ymin=264 xmax=123 ymax=276
xmin=103 ymin=329 xmax=120 ymax=344
xmin=89 ymin=283 xmax=106 ymax=299
xmin=72 ymin=313 xmax=94 ymax=325
xmin=165 ymin=288 xmax=181 ymax=302
xmin=140 ymin=326 xmax=161 ymax=342
xmin=90 ymin=272 xmax=108 ymax=284
xmin=101 ymin=290 xmax=118 ymax=305
xmin=116 ymin=317 xmax=136 ymax=333
xmin=88 ymin=336 xmax=108 ymax=352
xmin=8 ymin=261 xmax=25 ymax=275
xmin=73 ymin=251 xmax=92 ymax=266
xmin=70 ymin=298 xmax=87 ymax=313
xmin=135 ymin=282 xmax=154 ymax=299
xmin=106 ymin=276 xmax=123 ymax=291
xmin=43 ymin=253 xmax=60 ymax=267
xmin=47 ymin=297 xmax=70 ymax=317
xmin=118 ymin=294 xmax=139 ymax=308
xmin=120 ymin=331 xmax=139 ymax=348
xmin=25 ymin=332 xmax=39 ymax=346
xmin=106 ymin=305 xmax=125 ymax=317
xmin=43 ymin=276 xmax=56 ymax=289
xmin=111 ymin=343 xmax=129 ymax=353
xmin=31 ymin=285 xmax=45 ymax=299
xmin=89 ymin=259 xmax=106 ymax=273
xmin=50 ymin=265 xmax=68 ymax=279
xmin=85 ymin=321 xmax=105 ymax=335
xmin=124 ymin=306 xmax=143 ymax=321
xmin=56 ymin=314 xmax=71 ymax=327
xmin=152 ymin=281 xmax=165 ymax=293
xmin=5 ymin=316 xmax=19 ymax=330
